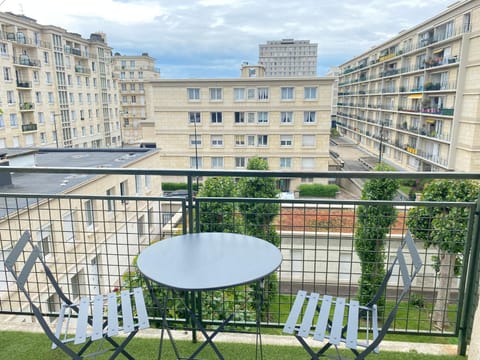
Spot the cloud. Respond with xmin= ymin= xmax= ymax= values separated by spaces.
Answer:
xmin=1 ymin=0 xmax=454 ymax=77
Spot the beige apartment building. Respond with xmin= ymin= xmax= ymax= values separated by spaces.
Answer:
xmin=336 ymin=0 xmax=480 ymax=171
xmin=112 ymin=53 xmax=160 ymax=145
xmin=259 ymin=39 xmax=318 ymax=77
xmin=143 ymin=64 xmax=334 ymax=191
xmin=0 ymin=12 xmax=121 ymax=149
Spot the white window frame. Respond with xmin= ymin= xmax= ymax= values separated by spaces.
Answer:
xmin=304 ymin=87 xmax=318 ymax=100
xmin=281 ymin=87 xmax=294 ymax=100
xmin=209 ymin=87 xmax=223 ymax=101
xmin=280 ymin=135 xmax=293 ymax=147
xmin=187 ymin=88 xmax=200 ymax=101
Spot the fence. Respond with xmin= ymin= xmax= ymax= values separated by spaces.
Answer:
xmin=0 ymin=167 xmax=479 ymax=355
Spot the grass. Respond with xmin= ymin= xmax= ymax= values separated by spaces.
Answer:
xmin=0 ymin=330 xmax=464 ymax=359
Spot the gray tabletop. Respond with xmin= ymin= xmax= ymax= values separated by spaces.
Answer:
xmin=137 ymin=232 xmax=283 ymax=291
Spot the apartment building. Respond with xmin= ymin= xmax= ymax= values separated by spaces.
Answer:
xmin=112 ymin=53 xmax=160 ymax=145
xmin=336 ymin=0 xmax=480 ymax=172
xmin=0 ymin=12 xmax=121 ymax=149
xmin=143 ymin=64 xmax=334 ymax=191
xmin=259 ymin=39 xmax=318 ymax=77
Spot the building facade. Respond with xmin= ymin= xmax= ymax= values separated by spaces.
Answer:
xmin=259 ymin=39 xmax=318 ymax=77
xmin=336 ymin=0 xmax=480 ymax=171
xmin=143 ymin=66 xmax=333 ymax=191
xmin=0 ymin=12 xmax=121 ymax=149
xmin=112 ymin=53 xmax=160 ymax=145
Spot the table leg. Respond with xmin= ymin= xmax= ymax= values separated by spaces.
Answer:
xmin=255 ymin=279 xmax=265 ymax=360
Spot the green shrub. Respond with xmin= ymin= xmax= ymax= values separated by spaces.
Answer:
xmin=162 ymin=182 xmax=200 ymax=191
xmin=298 ymin=184 xmax=339 ymax=197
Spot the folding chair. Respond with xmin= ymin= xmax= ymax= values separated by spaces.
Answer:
xmin=283 ymin=230 xmax=423 ymax=359
xmin=5 ymin=230 xmax=150 ymax=359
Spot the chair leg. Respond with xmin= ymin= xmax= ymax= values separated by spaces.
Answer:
xmin=107 ymin=331 xmax=137 ymax=360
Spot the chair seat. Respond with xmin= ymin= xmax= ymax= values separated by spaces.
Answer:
xmin=283 ymin=290 xmax=379 ymax=353
xmin=53 ymin=287 xmax=149 ymax=349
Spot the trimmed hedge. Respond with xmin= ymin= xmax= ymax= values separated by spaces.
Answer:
xmin=298 ymin=184 xmax=339 ymax=197
xmin=162 ymin=182 xmax=200 ymax=191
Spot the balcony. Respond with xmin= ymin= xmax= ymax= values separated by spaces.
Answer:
xmin=0 ymin=164 xmax=478 ymax=357
xmin=21 ymin=123 xmax=37 ymax=132
xmin=12 ymin=55 xmax=41 ymax=67
xmin=16 ymin=81 xmax=31 ymax=88
xmin=19 ymin=102 xmax=34 ymax=111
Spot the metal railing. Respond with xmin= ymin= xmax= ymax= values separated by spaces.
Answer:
xmin=0 ymin=167 xmax=479 ymax=355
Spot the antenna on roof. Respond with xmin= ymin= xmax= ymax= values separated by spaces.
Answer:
xmin=19 ymin=3 xmax=24 ymax=14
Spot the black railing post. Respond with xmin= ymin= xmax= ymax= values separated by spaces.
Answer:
xmin=458 ymin=194 xmax=480 ymax=355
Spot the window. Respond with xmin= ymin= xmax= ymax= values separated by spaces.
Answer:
xmin=281 ymin=87 xmax=294 ymax=100
xmin=137 ymin=215 xmax=146 ymax=236
xmin=190 ymin=134 xmax=202 ymax=146
xmin=247 ymin=88 xmax=256 ymax=100
xmin=62 ymin=211 xmax=75 ymax=242
xmin=235 ymin=135 xmax=245 ymax=146
xmin=135 ymin=174 xmax=142 ymax=195
xmin=3 ymin=66 xmax=11 ymax=81
xmin=257 ymin=112 xmax=269 ymax=124
xmin=234 ymin=88 xmax=245 ymax=101
xmin=235 ymin=157 xmax=246 ymax=168
xmin=209 ymin=88 xmax=222 ymax=101
xmin=258 ymin=87 xmax=269 ymax=100
xmin=120 ymin=180 xmax=128 ymax=204
xmin=302 ymin=157 xmax=315 ymax=169
xmin=234 ymin=112 xmax=245 ymax=124
xmin=10 ymin=114 xmax=17 ymax=127
xmin=85 ymin=200 xmax=94 ymax=226
xmin=247 ymin=112 xmax=255 ymax=123
xmin=304 ymin=87 xmax=317 ymax=99
xmin=37 ymin=225 xmax=52 ymax=256
xmin=187 ymin=88 xmax=200 ymax=100
xmin=145 ymin=175 xmax=151 ymax=191
xmin=211 ymin=135 xmax=223 ymax=147
xmin=210 ymin=112 xmax=222 ymax=124
xmin=7 ymin=90 xmax=15 ymax=104
xmin=189 ymin=112 xmax=201 ymax=123
xmin=257 ymin=135 xmax=268 ymax=146
xmin=190 ymin=156 xmax=202 ymax=169
xmin=281 ymin=111 xmax=293 ymax=124
xmin=304 ymin=111 xmax=316 ymax=123
xmin=302 ymin=134 xmax=316 ymax=147
xmin=211 ymin=157 xmax=224 ymax=168
xmin=48 ymin=92 xmax=54 ymax=104
xmin=35 ymin=91 xmax=42 ymax=103
xmin=0 ymin=115 xmax=3 ymax=128
xmin=280 ymin=135 xmax=293 ymax=146
xmin=280 ymin=157 xmax=292 ymax=169
xmin=106 ymin=187 xmax=115 ymax=212
xmin=247 ymin=135 xmax=255 ymax=146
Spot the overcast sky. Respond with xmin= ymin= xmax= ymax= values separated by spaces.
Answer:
xmin=1 ymin=0 xmax=455 ymax=78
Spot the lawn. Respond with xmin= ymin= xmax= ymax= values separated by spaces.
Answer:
xmin=0 ymin=330 xmax=463 ymax=359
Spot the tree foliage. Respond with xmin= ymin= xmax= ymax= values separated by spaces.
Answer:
xmin=355 ymin=163 xmax=399 ymax=305
xmin=197 ymin=176 xmax=237 ymax=232
xmin=406 ymin=179 xmax=480 ymax=328
xmin=237 ymin=157 xmax=280 ymax=246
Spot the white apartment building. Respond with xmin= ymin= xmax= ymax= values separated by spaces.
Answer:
xmin=0 ymin=12 xmax=121 ymax=149
xmin=143 ymin=64 xmax=334 ymax=191
xmin=112 ymin=53 xmax=160 ymax=145
xmin=336 ymin=0 xmax=480 ymax=171
xmin=259 ymin=39 xmax=318 ymax=77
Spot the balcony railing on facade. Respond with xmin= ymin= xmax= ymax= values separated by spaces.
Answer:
xmin=0 ymin=167 xmax=479 ymax=356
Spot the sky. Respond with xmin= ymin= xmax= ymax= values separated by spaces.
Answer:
xmin=1 ymin=0 xmax=456 ymax=78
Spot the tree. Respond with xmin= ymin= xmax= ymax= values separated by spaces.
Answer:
xmin=236 ymin=157 xmax=280 ymax=314
xmin=196 ymin=176 xmax=236 ymax=232
xmin=407 ymin=179 xmax=480 ymax=329
xmin=236 ymin=157 xmax=280 ymax=246
xmin=355 ymin=163 xmax=399 ymax=306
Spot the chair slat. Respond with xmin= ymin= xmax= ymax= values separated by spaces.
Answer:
xmin=283 ymin=290 xmax=307 ymax=334
xmin=121 ymin=290 xmax=134 ymax=333
xmin=329 ymin=297 xmax=346 ymax=345
xmin=52 ymin=303 xmax=68 ymax=350
xmin=133 ymin=287 xmax=150 ymax=329
xmin=298 ymin=292 xmax=319 ymax=337
xmin=405 ymin=231 xmax=422 ymax=272
xmin=74 ymin=298 xmax=89 ymax=344
xmin=5 ymin=231 xmax=31 ymax=271
xmin=17 ymin=246 xmax=41 ymax=289
xmin=397 ymin=248 xmax=411 ymax=291
xmin=312 ymin=295 xmax=332 ymax=341
xmin=107 ymin=292 xmax=119 ymax=337
xmin=346 ymin=300 xmax=359 ymax=349
xmin=372 ymin=304 xmax=380 ymax=353
xmin=91 ymin=294 xmax=104 ymax=341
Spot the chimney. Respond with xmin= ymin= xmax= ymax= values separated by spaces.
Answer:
xmin=0 ymin=153 xmax=12 ymax=186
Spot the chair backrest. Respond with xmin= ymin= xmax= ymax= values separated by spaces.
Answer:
xmin=4 ymin=231 xmax=73 ymax=343
xmin=361 ymin=230 xmax=423 ymax=357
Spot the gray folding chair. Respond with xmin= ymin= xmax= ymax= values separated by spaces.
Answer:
xmin=283 ymin=230 xmax=423 ymax=359
xmin=5 ymin=230 xmax=150 ymax=359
